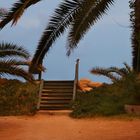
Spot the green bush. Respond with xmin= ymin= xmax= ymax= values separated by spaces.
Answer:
xmin=0 ymin=79 xmax=39 ymax=116
xmin=71 ymin=75 xmax=140 ymax=118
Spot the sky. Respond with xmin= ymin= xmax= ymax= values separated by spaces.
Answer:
xmin=0 ymin=0 xmax=131 ymax=82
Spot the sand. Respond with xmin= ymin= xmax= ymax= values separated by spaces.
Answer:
xmin=0 ymin=112 xmax=140 ymax=140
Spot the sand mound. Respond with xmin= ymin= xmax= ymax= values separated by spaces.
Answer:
xmin=78 ymin=78 xmax=103 ymax=92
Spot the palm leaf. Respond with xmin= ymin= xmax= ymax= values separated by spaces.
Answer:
xmin=0 ymin=0 xmax=41 ymax=29
xmin=123 ymin=62 xmax=132 ymax=73
xmin=67 ymin=0 xmax=115 ymax=55
xmin=12 ymin=0 xmax=33 ymax=25
xmin=108 ymin=67 xmax=127 ymax=77
xmin=0 ymin=59 xmax=30 ymax=66
xmin=0 ymin=42 xmax=30 ymax=59
xmin=31 ymin=0 xmax=80 ymax=68
xmin=0 ymin=60 xmax=34 ymax=81
xmin=0 ymin=8 xmax=8 ymax=19
xmin=90 ymin=67 xmax=119 ymax=82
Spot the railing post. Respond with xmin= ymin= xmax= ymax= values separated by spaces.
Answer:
xmin=37 ymin=80 xmax=44 ymax=110
xmin=38 ymin=71 xmax=42 ymax=80
xmin=73 ymin=59 xmax=80 ymax=101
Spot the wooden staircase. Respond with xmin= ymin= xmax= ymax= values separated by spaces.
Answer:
xmin=37 ymin=80 xmax=74 ymax=110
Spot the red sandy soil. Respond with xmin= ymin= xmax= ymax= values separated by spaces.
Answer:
xmin=0 ymin=113 xmax=140 ymax=140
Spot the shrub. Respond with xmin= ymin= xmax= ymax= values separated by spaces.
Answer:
xmin=71 ymin=75 xmax=140 ymax=118
xmin=0 ymin=79 xmax=39 ymax=116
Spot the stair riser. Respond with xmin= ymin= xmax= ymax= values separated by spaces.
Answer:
xmin=40 ymin=104 xmax=70 ymax=107
xmin=40 ymin=101 xmax=71 ymax=104
xmin=44 ymin=83 xmax=73 ymax=86
xmin=40 ymin=108 xmax=70 ymax=110
xmin=43 ymin=87 xmax=73 ymax=90
xmin=41 ymin=97 xmax=72 ymax=101
xmin=42 ymin=90 xmax=73 ymax=93
xmin=41 ymin=102 xmax=70 ymax=105
xmin=41 ymin=96 xmax=72 ymax=98
xmin=44 ymin=81 xmax=73 ymax=83
xmin=40 ymin=104 xmax=71 ymax=106
xmin=42 ymin=93 xmax=73 ymax=95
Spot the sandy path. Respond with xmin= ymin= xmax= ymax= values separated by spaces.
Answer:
xmin=0 ymin=113 xmax=140 ymax=140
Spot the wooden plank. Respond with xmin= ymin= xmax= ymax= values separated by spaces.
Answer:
xmin=37 ymin=80 xmax=44 ymax=110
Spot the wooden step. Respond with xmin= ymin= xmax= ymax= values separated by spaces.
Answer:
xmin=42 ymin=92 xmax=73 ymax=95
xmin=40 ymin=104 xmax=70 ymax=110
xmin=41 ymin=96 xmax=72 ymax=100
xmin=42 ymin=89 xmax=73 ymax=93
xmin=43 ymin=85 xmax=73 ymax=89
xmin=44 ymin=80 xmax=74 ymax=84
xmin=40 ymin=107 xmax=70 ymax=110
xmin=40 ymin=100 xmax=71 ymax=104
xmin=41 ymin=93 xmax=72 ymax=97
xmin=44 ymin=81 xmax=74 ymax=86
xmin=38 ymin=80 xmax=74 ymax=110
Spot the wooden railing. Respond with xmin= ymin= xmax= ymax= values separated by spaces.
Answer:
xmin=37 ymin=80 xmax=44 ymax=110
xmin=73 ymin=59 xmax=80 ymax=101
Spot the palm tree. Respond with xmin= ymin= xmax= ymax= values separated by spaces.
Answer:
xmin=0 ymin=0 xmax=139 ymax=72
xmin=0 ymin=42 xmax=34 ymax=81
xmin=90 ymin=63 xmax=133 ymax=82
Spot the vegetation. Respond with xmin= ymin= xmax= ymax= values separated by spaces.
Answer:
xmin=0 ymin=79 xmax=39 ymax=116
xmin=71 ymin=74 xmax=140 ymax=118
xmin=90 ymin=63 xmax=133 ymax=82
xmin=0 ymin=42 xmax=34 ymax=81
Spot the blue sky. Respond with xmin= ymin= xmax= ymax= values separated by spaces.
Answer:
xmin=0 ymin=0 xmax=131 ymax=82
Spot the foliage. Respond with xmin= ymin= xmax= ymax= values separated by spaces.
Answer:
xmin=0 ymin=42 xmax=34 ymax=81
xmin=71 ymin=74 xmax=140 ymax=118
xmin=0 ymin=79 xmax=39 ymax=116
xmin=90 ymin=63 xmax=133 ymax=82
xmin=0 ymin=0 xmax=41 ymax=27
xmin=31 ymin=0 xmax=115 ymax=68
xmin=0 ymin=42 xmax=30 ymax=58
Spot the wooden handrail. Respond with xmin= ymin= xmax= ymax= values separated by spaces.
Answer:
xmin=37 ymin=80 xmax=44 ymax=110
xmin=73 ymin=59 xmax=80 ymax=101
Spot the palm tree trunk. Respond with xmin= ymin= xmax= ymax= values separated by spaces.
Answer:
xmin=132 ymin=0 xmax=140 ymax=72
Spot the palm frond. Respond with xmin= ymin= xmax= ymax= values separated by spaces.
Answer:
xmin=123 ymin=62 xmax=132 ymax=73
xmin=0 ymin=0 xmax=41 ymax=29
xmin=0 ymin=60 xmax=34 ymax=81
xmin=0 ymin=8 xmax=8 ymax=19
xmin=108 ymin=67 xmax=127 ymax=77
xmin=0 ymin=42 xmax=30 ymax=59
xmin=31 ymin=0 xmax=80 ymax=68
xmin=12 ymin=0 xmax=33 ymax=25
xmin=13 ymin=61 xmax=31 ymax=66
xmin=0 ymin=59 xmax=30 ymax=66
xmin=67 ymin=0 xmax=115 ymax=55
xmin=90 ymin=67 xmax=119 ymax=82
